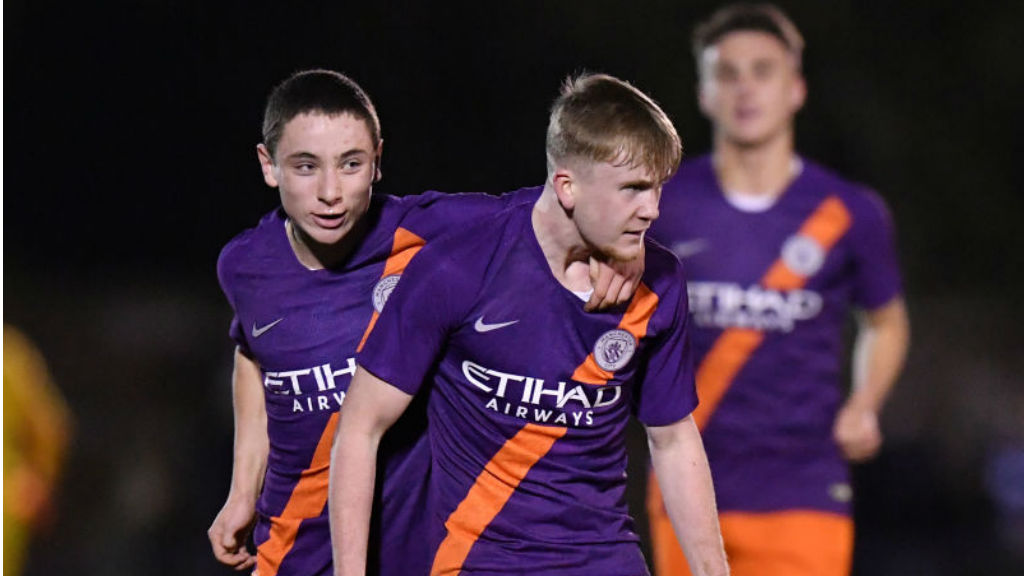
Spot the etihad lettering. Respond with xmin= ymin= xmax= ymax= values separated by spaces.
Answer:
xmin=687 ymin=282 xmax=822 ymax=332
xmin=464 ymin=360 xmax=621 ymax=428
xmin=262 ymin=358 xmax=357 ymax=414
xmin=263 ymin=358 xmax=357 ymax=395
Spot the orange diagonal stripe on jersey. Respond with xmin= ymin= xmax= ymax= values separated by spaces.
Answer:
xmin=357 ymin=227 xmax=426 ymax=352
xmin=430 ymin=423 xmax=568 ymax=576
xmin=572 ymin=282 xmax=659 ymax=385
xmin=694 ymin=195 xmax=851 ymax=431
xmin=691 ymin=328 xmax=764 ymax=430
xmin=256 ymin=412 xmax=339 ymax=576
xmin=762 ymin=196 xmax=852 ymax=290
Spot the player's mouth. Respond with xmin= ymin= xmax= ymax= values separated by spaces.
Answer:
xmin=735 ymin=106 xmax=760 ymax=122
xmin=312 ymin=212 xmax=346 ymax=229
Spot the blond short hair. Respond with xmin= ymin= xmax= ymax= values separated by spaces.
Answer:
xmin=546 ymin=73 xmax=682 ymax=183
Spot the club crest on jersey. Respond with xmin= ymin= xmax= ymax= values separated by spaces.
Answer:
xmin=372 ymin=274 xmax=401 ymax=313
xmin=594 ymin=329 xmax=636 ymax=372
xmin=781 ymin=234 xmax=825 ymax=277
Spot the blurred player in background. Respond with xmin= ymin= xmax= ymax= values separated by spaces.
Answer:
xmin=4 ymin=324 xmax=72 ymax=576
xmin=330 ymin=73 xmax=728 ymax=576
xmin=646 ymin=4 xmax=910 ymax=576
xmin=207 ymin=69 xmax=639 ymax=576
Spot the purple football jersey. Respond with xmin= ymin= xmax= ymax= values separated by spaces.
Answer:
xmin=649 ymin=155 xmax=903 ymax=515
xmin=216 ymin=188 xmax=539 ymax=576
xmin=358 ymin=199 xmax=697 ymax=576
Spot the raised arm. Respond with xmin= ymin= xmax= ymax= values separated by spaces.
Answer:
xmin=647 ymin=415 xmax=729 ymax=576
xmin=833 ymin=296 xmax=910 ymax=462
xmin=208 ymin=347 xmax=268 ymax=571
xmin=329 ymin=366 xmax=414 ymax=576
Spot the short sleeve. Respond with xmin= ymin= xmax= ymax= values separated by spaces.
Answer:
xmin=632 ymin=263 xmax=698 ymax=427
xmin=358 ymin=243 xmax=476 ymax=395
xmin=847 ymin=190 xmax=903 ymax=310
xmin=216 ymin=247 xmax=253 ymax=357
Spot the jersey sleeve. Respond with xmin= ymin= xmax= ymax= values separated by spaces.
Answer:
xmin=216 ymin=246 xmax=253 ymax=357
xmin=632 ymin=257 xmax=699 ymax=427
xmin=847 ymin=189 xmax=904 ymax=310
xmin=357 ymin=241 xmax=476 ymax=395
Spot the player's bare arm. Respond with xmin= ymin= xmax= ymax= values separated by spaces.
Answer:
xmin=834 ymin=296 xmax=910 ymax=462
xmin=329 ymin=366 xmax=414 ymax=576
xmin=647 ymin=415 xmax=730 ymax=576
xmin=208 ymin=348 xmax=269 ymax=571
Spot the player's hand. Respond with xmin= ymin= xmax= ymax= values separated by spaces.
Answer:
xmin=832 ymin=402 xmax=882 ymax=462
xmin=208 ymin=497 xmax=258 ymax=571
xmin=585 ymin=251 xmax=645 ymax=312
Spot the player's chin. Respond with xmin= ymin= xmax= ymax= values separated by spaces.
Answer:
xmin=725 ymin=123 xmax=772 ymax=146
xmin=605 ymin=237 xmax=644 ymax=261
xmin=307 ymin=223 xmax=352 ymax=246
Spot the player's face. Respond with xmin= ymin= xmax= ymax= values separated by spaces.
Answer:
xmin=698 ymin=31 xmax=806 ymax=148
xmin=569 ymin=159 xmax=661 ymax=261
xmin=257 ymin=112 xmax=381 ymax=249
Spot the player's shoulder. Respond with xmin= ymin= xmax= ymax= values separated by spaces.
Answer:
xmin=432 ymin=196 xmax=526 ymax=254
xmin=641 ymin=236 xmax=688 ymax=295
xmin=372 ymin=187 xmax=539 ymax=244
xmin=800 ymin=158 xmax=894 ymax=226
xmin=386 ymin=186 xmax=541 ymax=213
xmin=217 ymin=208 xmax=287 ymax=275
xmin=415 ymin=195 xmax=529 ymax=270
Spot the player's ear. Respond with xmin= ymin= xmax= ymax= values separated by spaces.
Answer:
xmin=790 ymin=74 xmax=807 ymax=113
xmin=697 ymin=78 xmax=713 ymax=119
xmin=551 ymin=168 xmax=576 ymax=211
xmin=374 ymin=139 xmax=384 ymax=182
xmin=257 ymin=143 xmax=279 ymax=188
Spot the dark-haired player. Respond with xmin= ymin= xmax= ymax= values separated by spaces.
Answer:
xmin=207 ymin=69 xmax=639 ymax=576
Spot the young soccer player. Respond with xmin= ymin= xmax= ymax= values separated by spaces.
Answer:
xmin=645 ymin=5 xmax=911 ymax=576
xmin=330 ymin=73 xmax=729 ymax=576
xmin=207 ymin=69 xmax=639 ymax=576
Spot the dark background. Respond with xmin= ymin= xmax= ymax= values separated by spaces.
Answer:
xmin=5 ymin=1 xmax=1023 ymax=574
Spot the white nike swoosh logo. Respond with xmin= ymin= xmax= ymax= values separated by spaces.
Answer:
xmin=671 ymin=238 xmax=710 ymax=259
xmin=252 ymin=318 xmax=284 ymax=338
xmin=474 ymin=317 xmax=519 ymax=333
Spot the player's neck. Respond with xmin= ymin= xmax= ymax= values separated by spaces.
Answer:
xmin=713 ymin=132 xmax=798 ymax=198
xmin=286 ymin=218 xmax=366 ymax=271
xmin=532 ymin=190 xmax=594 ymax=293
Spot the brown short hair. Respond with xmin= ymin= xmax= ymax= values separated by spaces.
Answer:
xmin=261 ymin=69 xmax=381 ymax=160
xmin=546 ymin=73 xmax=682 ymax=183
xmin=692 ymin=3 xmax=804 ymax=70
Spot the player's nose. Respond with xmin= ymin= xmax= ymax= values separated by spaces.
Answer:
xmin=638 ymin=191 xmax=660 ymax=221
xmin=318 ymin=170 xmax=344 ymax=205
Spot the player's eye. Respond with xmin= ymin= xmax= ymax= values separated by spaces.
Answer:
xmin=753 ymin=61 xmax=776 ymax=80
xmin=622 ymin=183 xmax=652 ymax=194
xmin=341 ymin=159 xmax=364 ymax=172
xmin=715 ymin=66 xmax=738 ymax=83
xmin=294 ymin=163 xmax=317 ymax=174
